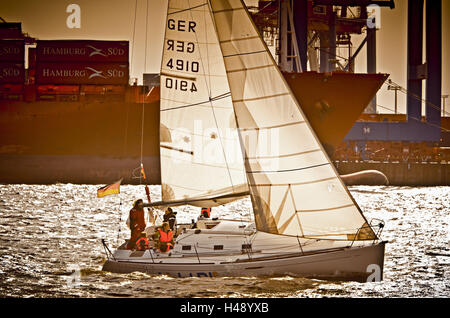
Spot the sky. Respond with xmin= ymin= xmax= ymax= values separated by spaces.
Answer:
xmin=0 ymin=0 xmax=449 ymax=115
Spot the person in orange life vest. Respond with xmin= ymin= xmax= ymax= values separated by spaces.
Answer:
xmin=135 ymin=232 xmax=150 ymax=251
xmin=127 ymin=199 xmax=146 ymax=249
xmin=190 ymin=207 xmax=212 ymax=229
xmin=157 ymin=222 xmax=174 ymax=253
xmin=200 ymin=207 xmax=211 ymax=218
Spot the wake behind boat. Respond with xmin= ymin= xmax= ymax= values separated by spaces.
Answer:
xmin=102 ymin=0 xmax=387 ymax=282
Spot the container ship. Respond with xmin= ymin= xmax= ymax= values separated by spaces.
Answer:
xmin=0 ymin=18 xmax=387 ymax=185
xmin=1 ymin=0 xmax=447 ymax=186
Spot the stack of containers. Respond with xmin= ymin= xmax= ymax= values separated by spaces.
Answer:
xmin=0 ymin=40 xmax=25 ymax=100
xmin=35 ymin=40 xmax=129 ymax=101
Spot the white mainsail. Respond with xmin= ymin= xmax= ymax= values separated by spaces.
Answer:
xmin=209 ymin=0 xmax=376 ymax=240
xmin=158 ymin=0 xmax=248 ymax=207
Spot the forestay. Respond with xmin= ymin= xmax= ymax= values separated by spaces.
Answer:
xmin=159 ymin=0 xmax=247 ymax=207
xmin=210 ymin=0 xmax=376 ymax=240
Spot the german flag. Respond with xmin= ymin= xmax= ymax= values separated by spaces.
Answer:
xmin=97 ymin=179 xmax=122 ymax=198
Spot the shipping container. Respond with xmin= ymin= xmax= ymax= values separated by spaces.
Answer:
xmin=0 ymin=62 xmax=25 ymax=84
xmin=0 ymin=84 xmax=23 ymax=93
xmin=81 ymin=85 xmax=125 ymax=95
xmin=26 ymin=68 xmax=36 ymax=84
xmin=0 ymin=23 xmax=22 ymax=39
xmin=28 ymin=47 xmax=36 ymax=69
xmin=0 ymin=40 xmax=25 ymax=62
xmin=35 ymin=62 xmax=129 ymax=85
xmin=36 ymin=40 xmax=129 ymax=63
xmin=24 ymin=84 xmax=36 ymax=102
xmin=37 ymin=85 xmax=80 ymax=95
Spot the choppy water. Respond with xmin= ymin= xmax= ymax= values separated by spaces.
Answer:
xmin=0 ymin=184 xmax=448 ymax=298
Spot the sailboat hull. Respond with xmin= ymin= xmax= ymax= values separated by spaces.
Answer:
xmin=102 ymin=241 xmax=386 ymax=282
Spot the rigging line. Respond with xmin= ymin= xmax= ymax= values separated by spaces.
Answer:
xmin=364 ymin=104 xmax=449 ymax=132
xmin=160 ymin=92 xmax=231 ymax=111
xmin=123 ymin=0 xmax=137 ymax=161
xmin=123 ymin=0 xmax=138 ymax=157
xmin=375 ymin=96 xmax=450 ymax=132
xmin=187 ymin=0 xmax=236 ymax=193
xmin=408 ymin=115 xmax=450 ymax=132
xmin=384 ymin=79 xmax=450 ymax=116
xmin=222 ymin=50 xmax=266 ymax=58
xmin=139 ymin=0 xmax=150 ymax=185
xmin=168 ymin=2 xmax=208 ymax=15
xmin=130 ymin=0 xmax=138 ymax=71
xmin=251 ymin=162 xmax=330 ymax=174
xmin=313 ymin=46 xmax=350 ymax=61
xmin=130 ymin=0 xmax=137 ymax=74
xmin=376 ymin=103 xmax=396 ymax=113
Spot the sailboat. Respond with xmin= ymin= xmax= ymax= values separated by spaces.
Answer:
xmin=102 ymin=0 xmax=386 ymax=282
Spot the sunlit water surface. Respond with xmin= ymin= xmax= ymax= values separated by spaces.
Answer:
xmin=0 ymin=184 xmax=448 ymax=297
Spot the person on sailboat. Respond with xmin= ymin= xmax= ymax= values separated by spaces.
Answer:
xmin=190 ymin=207 xmax=211 ymax=229
xmin=155 ymin=222 xmax=174 ymax=253
xmin=126 ymin=199 xmax=146 ymax=249
xmin=135 ymin=232 xmax=150 ymax=251
xmin=200 ymin=207 xmax=211 ymax=219
xmin=163 ymin=207 xmax=177 ymax=231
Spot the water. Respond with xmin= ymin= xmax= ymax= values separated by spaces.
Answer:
xmin=0 ymin=184 xmax=448 ymax=298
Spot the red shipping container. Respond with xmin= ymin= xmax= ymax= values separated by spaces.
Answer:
xmin=36 ymin=40 xmax=129 ymax=63
xmin=28 ymin=47 xmax=37 ymax=69
xmin=0 ymin=62 xmax=25 ymax=84
xmin=37 ymin=85 xmax=79 ymax=95
xmin=0 ymin=40 xmax=25 ymax=62
xmin=35 ymin=62 xmax=129 ymax=85
xmin=81 ymin=85 xmax=125 ymax=94
xmin=0 ymin=84 xmax=23 ymax=93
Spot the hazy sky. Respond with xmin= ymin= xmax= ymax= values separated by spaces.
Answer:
xmin=0 ymin=0 xmax=448 ymax=114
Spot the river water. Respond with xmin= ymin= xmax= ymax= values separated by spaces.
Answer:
xmin=0 ymin=184 xmax=448 ymax=298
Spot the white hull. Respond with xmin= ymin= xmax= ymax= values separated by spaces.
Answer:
xmin=102 ymin=220 xmax=386 ymax=282
xmin=103 ymin=242 xmax=385 ymax=282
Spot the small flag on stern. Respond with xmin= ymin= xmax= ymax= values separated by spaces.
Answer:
xmin=97 ymin=179 xmax=122 ymax=198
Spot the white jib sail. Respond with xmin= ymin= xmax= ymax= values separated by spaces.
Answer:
xmin=159 ymin=0 xmax=248 ymax=207
xmin=209 ymin=0 xmax=376 ymax=240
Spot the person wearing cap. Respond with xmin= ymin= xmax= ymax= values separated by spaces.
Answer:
xmin=156 ymin=222 xmax=174 ymax=253
xmin=135 ymin=232 xmax=150 ymax=251
xmin=127 ymin=199 xmax=146 ymax=249
xmin=163 ymin=207 xmax=177 ymax=231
